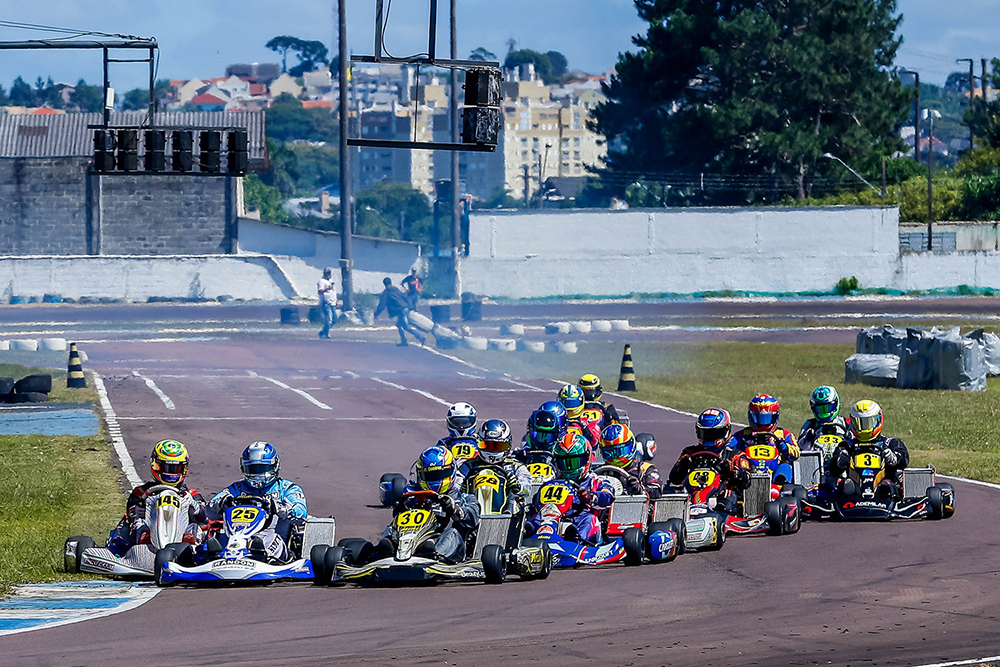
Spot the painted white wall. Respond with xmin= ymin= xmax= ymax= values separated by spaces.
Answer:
xmin=464 ymin=207 xmax=901 ymax=297
xmin=0 ymin=255 xmax=296 ymax=301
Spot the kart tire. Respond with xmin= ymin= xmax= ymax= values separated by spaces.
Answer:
xmin=623 ymin=527 xmax=644 ymax=566
xmin=783 ymin=498 xmax=802 ymax=534
xmin=15 ymin=374 xmax=52 ymax=394
xmin=935 ymin=482 xmax=956 ymax=518
xmin=789 ymin=485 xmax=808 ymax=502
xmin=710 ymin=515 xmax=726 ymax=551
xmin=164 ymin=542 xmax=195 ymax=567
xmin=0 ymin=378 xmax=13 ymax=397
xmin=13 ymin=392 xmax=48 ymax=403
xmin=379 ymin=473 xmax=407 ymax=508
xmin=482 ymin=545 xmax=507 ymax=584
xmin=663 ymin=518 xmax=687 ymax=555
xmin=69 ymin=535 xmax=95 ymax=573
xmin=310 ymin=545 xmax=330 ymax=585
xmin=337 ymin=538 xmax=371 ymax=565
xmin=765 ymin=500 xmax=785 ymax=536
xmin=154 ymin=547 xmax=177 ymax=587
xmin=521 ymin=539 xmax=552 ymax=580
xmin=926 ymin=486 xmax=944 ymax=520
xmin=323 ymin=546 xmax=347 ymax=585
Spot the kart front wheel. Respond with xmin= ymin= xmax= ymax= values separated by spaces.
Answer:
xmin=67 ymin=535 xmax=94 ymax=573
xmin=710 ymin=515 xmax=726 ymax=551
xmin=310 ymin=545 xmax=330 ymax=584
xmin=623 ymin=527 xmax=644 ymax=566
xmin=323 ymin=546 xmax=347 ymax=586
xmin=154 ymin=547 xmax=177 ymax=587
xmin=519 ymin=539 xmax=551 ymax=580
xmin=663 ymin=518 xmax=687 ymax=555
xmin=926 ymin=486 xmax=944 ymax=520
xmin=482 ymin=545 xmax=507 ymax=584
xmin=935 ymin=482 xmax=955 ymax=518
xmin=765 ymin=500 xmax=785 ymax=536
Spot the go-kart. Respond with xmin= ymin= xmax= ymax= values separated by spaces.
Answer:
xmin=317 ymin=489 xmax=550 ymax=585
xmin=800 ymin=442 xmax=955 ymax=521
xmin=527 ymin=478 xmax=659 ymax=568
xmin=155 ymin=495 xmax=335 ymax=586
xmin=520 ymin=448 xmax=558 ymax=499
xmin=593 ymin=465 xmax=682 ymax=562
xmin=378 ymin=437 xmax=480 ymax=508
xmin=64 ymin=485 xmax=195 ymax=578
xmin=742 ymin=432 xmax=812 ymax=514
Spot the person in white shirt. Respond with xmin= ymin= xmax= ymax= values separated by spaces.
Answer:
xmin=317 ymin=267 xmax=341 ymax=339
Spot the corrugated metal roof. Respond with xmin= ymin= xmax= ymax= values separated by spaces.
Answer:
xmin=0 ymin=110 xmax=267 ymax=160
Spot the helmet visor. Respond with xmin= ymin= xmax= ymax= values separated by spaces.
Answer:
xmin=419 ymin=465 xmax=453 ymax=484
xmin=243 ymin=462 xmax=276 ymax=476
xmin=813 ymin=403 xmax=837 ymax=421
xmin=530 ymin=429 xmax=560 ymax=447
xmin=601 ymin=441 xmax=634 ymax=464
xmin=561 ymin=395 xmax=584 ymax=410
xmin=449 ymin=415 xmax=476 ymax=432
xmin=851 ymin=413 xmax=881 ymax=439
xmin=555 ymin=452 xmax=588 ymax=473
xmin=480 ymin=439 xmax=511 ymax=454
xmin=153 ymin=461 xmax=187 ymax=483
xmin=750 ymin=411 xmax=778 ymax=429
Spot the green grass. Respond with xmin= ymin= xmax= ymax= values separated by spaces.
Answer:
xmin=451 ymin=340 xmax=1000 ymax=483
xmin=0 ymin=366 xmax=121 ymax=594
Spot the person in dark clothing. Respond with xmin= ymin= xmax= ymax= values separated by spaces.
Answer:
xmin=401 ymin=268 xmax=423 ymax=308
xmin=374 ymin=276 xmax=426 ymax=347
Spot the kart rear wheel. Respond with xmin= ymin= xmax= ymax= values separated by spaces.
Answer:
xmin=783 ymin=498 xmax=802 ymax=534
xmin=935 ymin=482 xmax=956 ymax=518
xmin=663 ymin=518 xmax=687 ymax=555
xmin=154 ymin=547 xmax=177 ymax=587
xmin=623 ymin=527 xmax=644 ymax=566
xmin=323 ymin=546 xmax=347 ymax=585
xmin=648 ymin=521 xmax=680 ymax=561
xmin=482 ymin=545 xmax=507 ymax=584
xmin=379 ymin=473 xmax=407 ymax=508
xmin=710 ymin=515 xmax=726 ymax=551
xmin=519 ymin=539 xmax=551 ymax=580
xmin=337 ymin=538 xmax=370 ymax=565
xmin=68 ymin=535 xmax=94 ymax=573
xmin=765 ymin=500 xmax=785 ymax=536
xmin=926 ymin=486 xmax=944 ymax=520
xmin=310 ymin=545 xmax=330 ymax=584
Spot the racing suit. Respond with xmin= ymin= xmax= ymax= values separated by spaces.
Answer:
xmin=668 ymin=444 xmax=752 ymax=515
xmin=454 ymin=457 xmax=533 ymax=512
xmin=728 ymin=427 xmax=800 ymax=484
xmin=829 ymin=434 xmax=910 ymax=496
xmin=108 ymin=481 xmax=205 ymax=556
xmin=567 ymin=418 xmax=601 ymax=449
xmin=581 ymin=400 xmax=620 ymax=433
xmin=209 ymin=478 xmax=307 ymax=562
xmin=798 ymin=417 xmax=848 ymax=450
xmin=625 ymin=460 xmax=664 ymax=498
xmin=385 ymin=482 xmax=481 ymax=563
xmin=526 ymin=473 xmax=615 ymax=545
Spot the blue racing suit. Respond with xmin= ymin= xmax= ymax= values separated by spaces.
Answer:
xmin=728 ymin=427 xmax=800 ymax=485
xmin=209 ymin=478 xmax=307 ymax=561
xmin=527 ymin=473 xmax=615 ymax=545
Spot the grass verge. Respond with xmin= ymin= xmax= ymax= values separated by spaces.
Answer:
xmin=0 ymin=364 xmax=122 ymax=594
xmin=450 ymin=340 xmax=1000 ymax=483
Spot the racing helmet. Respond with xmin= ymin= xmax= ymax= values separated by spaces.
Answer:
xmin=414 ymin=445 xmax=456 ymax=494
xmin=478 ymin=419 xmax=513 ymax=464
xmin=538 ymin=401 xmax=568 ymax=433
xmin=695 ymin=408 xmax=732 ymax=450
xmin=150 ymin=439 xmax=189 ymax=486
xmin=849 ymin=400 xmax=883 ymax=443
xmin=241 ymin=441 xmax=280 ymax=489
xmin=527 ymin=409 xmax=562 ymax=450
xmin=600 ymin=423 xmax=637 ymax=469
xmin=558 ymin=384 xmax=586 ymax=420
xmin=810 ymin=386 xmax=840 ymax=424
xmin=748 ymin=394 xmax=780 ymax=433
xmin=553 ymin=432 xmax=591 ymax=482
xmin=579 ymin=374 xmax=603 ymax=401
xmin=446 ymin=402 xmax=478 ymax=436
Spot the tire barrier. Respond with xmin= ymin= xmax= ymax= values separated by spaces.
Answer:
xmin=0 ymin=340 xmax=9 ymax=351
xmin=430 ymin=304 xmax=451 ymax=323
xmin=487 ymin=338 xmax=517 ymax=352
xmin=570 ymin=321 xmax=593 ymax=334
xmin=16 ymin=374 xmax=52 ymax=394
xmin=545 ymin=322 xmax=571 ymax=335
xmin=11 ymin=340 xmax=38 ymax=351
xmin=279 ymin=306 xmax=301 ymax=326
xmin=500 ymin=323 xmax=526 ymax=336
xmin=39 ymin=338 xmax=68 ymax=352
xmin=67 ymin=342 xmax=87 ymax=389
xmin=517 ymin=340 xmax=546 ymax=353
xmin=617 ymin=343 xmax=637 ymax=391
xmin=610 ymin=320 xmax=631 ymax=331
xmin=551 ymin=341 xmax=578 ymax=354
xmin=591 ymin=320 xmax=613 ymax=332
xmin=462 ymin=336 xmax=489 ymax=351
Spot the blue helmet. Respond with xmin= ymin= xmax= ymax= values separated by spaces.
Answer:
xmin=538 ymin=401 xmax=568 ymax=432
xmin=527 ymin=406 xmax=565 ymax=451
xmin=241 ymin=441 xmax=280 ymax=489
xmin=414 ymin=445 xmax=457 ymax=494
xmin=695 ymin=409 xmax=731 ymax=450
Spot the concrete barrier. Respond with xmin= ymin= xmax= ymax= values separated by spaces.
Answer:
xmin=570 ymin=321 xmax=592 ymax=334
xmin=551 ymin=341 xmax=578 ymax=354
xmin=545 ymin=322 xmax=571 ymax=335
xmin=517 ymin=340 xmax=546 ymax=353
xmin=0 ymin=340 xmax=9 ymax=351
xmin=610 ymin=320 xmax=631 ymax=331
xmin=11 ymin=339 xmax=38 ymax=351
xmin=500 ymin=323 xmax=526 ymax=336
xmin=462 ymin=336 xmax=489 ymax=351
xmin=591 ymin=320 xmax=613 ymax=332
xmin=488 ymin=338 xmax=517 ymax=352
xmin=39 ymin=338 xmax=68 ymax=351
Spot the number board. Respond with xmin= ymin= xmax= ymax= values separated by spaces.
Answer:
xmin=538 ymin=483 xmax=570 ymax=505
xmin=688 ymin=469 xmax=718 ymax=489
xmin=474 ymin=471 xmax=501 ymax=491
xmin=814 ymin=435 xmax=843 ymax=447
xmin=396 ymin=509 xmax=431 ymax=531
xmin=581 ymin=408 xmax=603 ymax=424
xmin=229 ymin=507 xmax=260 ymax=524
xmin=528 ymin=463 xmax=554 ymax=480
xmin=852 ymin=452 xmax=882 ymax=470
xmin=747 ymin=444 xmax=778 ymax=461
xmin=451 ymin=443 xmax=476 ymax=460
xmin=157 ymin=494 xmax=181 ymax=508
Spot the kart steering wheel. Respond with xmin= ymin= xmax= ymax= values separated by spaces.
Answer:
xmin=593 ymin=465 xmax=643 ymax=495
xmin=144 ymin=484 xmax=181 ymax=495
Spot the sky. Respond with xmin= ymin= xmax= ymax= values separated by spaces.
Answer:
xmin=0 ymin=0 xmax=994 ymax=92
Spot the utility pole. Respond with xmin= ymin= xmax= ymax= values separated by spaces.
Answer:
xmin=927 ymin=111 xmax=936 ymax=251
xmin=449 ymin=0 xmax=461 ymax=297
xmin=522 ymin=164 xmax=530 ymax=206
xmin=337 ymin=0 xmax=354 ymax=310
xmin=983 ymin=59 xmax=989 ymax=105
xmin=959 ymin=58 xmax=974 ymax=150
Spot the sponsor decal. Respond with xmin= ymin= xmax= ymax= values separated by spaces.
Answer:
xmin=85 ymin=558 xmax=116 ymax=572
xmin=211 ymin=558 xmax=257 ymax=569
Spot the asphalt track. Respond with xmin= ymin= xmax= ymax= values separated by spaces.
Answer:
xmin=1 ymin=303 xmax=998 ymax=666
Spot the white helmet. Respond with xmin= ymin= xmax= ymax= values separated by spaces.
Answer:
xmin=446 ymin=402 xmax=477 ymax=436
xmin=478 ymin=419 xmax=512 ymax=465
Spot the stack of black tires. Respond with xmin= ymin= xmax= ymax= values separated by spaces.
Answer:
xmin=0 ymin=374 xmax=52 ymax=403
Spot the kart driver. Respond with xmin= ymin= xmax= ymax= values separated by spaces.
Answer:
xmin=578 ymin=373 xmax=621 ymax=430
xmin=454 ymin=419 xmax=532 ymax=511
xmin=599 ymin=423 xmax=663 ymax=498
xmin=527 ymin=433 xmax=615 ymax=545
xmin=668 ymin=409 xmax=752 ymax=515
xmin=108 ymin=439 xmax=205 ymax=556
xmin=558 ymin=384 xmax=601 ymax=448
xmin=728 ymin=394 xmax=800 ymax=483
xmin=830 ymin=400 xmax=910 ymax=493
xmin=515 ymin=401 xmax=568 ymax=460
xmin=209 ymin=441 xmax=307 ymax=562
xmin=798 ymin=385 xmax=849 ymax=450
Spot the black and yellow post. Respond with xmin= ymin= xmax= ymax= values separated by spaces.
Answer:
xmin=67 ymin=342 xmax=87 ymax=388
xmin=617 ymin=343 xmax=637 ymax=392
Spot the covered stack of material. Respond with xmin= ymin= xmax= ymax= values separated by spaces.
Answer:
xmin=844 ymin=354 xmax=899 ymax=387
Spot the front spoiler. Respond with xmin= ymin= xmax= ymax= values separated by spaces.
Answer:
xmin=79 ymin=546 xmax=155 ymax=578
xmin=161 ymin=557 xmax=313 ymax=583
xmin=333 ymin=556 xmax=486 ymax=583
xmin=532 ymin=533 xmax=626 ymax=568
xmin=802 ymin=497 xmax=930 ymax=521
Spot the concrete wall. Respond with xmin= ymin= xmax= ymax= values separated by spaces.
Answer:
xmin=901 ymin=221 xmax=1000 ymax=252
xmin=238 ymin=219 xmax=421 ymax=295
xmin=464 ymin=207 xmax=901 ymax=297
xmin=0 ymin=157 xmax=235 ymax=256
xmin=0 ymin=255 xmax=296 ymax=301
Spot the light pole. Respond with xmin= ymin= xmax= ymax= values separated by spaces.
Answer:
xmin=337 ymin=0 xmax=354 ymax=310
xmin=924 ymin=108 xmax=942 ymax=250
xmin=822 ymin=153 xmax=885 ymax=198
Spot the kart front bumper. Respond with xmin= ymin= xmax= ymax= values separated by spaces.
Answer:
xmin=78 ymin=546 xmax=155 ymax=578
xmin=333 ymin=556 xmax=486 ymax=583
xmin=161 ymin=557 xmax=313 ymax=583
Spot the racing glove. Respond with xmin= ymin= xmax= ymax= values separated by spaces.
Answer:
xmin=439 ymin=494 xmax=466 ymax=520
xmin=626 ymin=475 xmax=644 ymax=495
xmin=576 ymin=486 xmax=595 ymax=507
xmin=834 ymin=449 xmax=850 ymax=471
xmin=882 ymin=448 xmax=899 ymax=467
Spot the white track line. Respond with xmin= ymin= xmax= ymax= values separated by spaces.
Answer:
xmin=937 ymin=474 xmax=1000 ymax=491
xmin=130 ymin=371 xmax=175 ymax=410
xmin=117 ymin=416 xmax=439 ymax=422
xmin=911 ymin=655 xmax=1000 ymax=667
xmin=92 ymin=375 xmax=142 ymax=488
xmin=0 ymin=582 xmax=159 ymax=638
xmin=246 ymin=371 xmax=332 ymax=410
xmin=369 ymin=376 xmax=451 ymax=407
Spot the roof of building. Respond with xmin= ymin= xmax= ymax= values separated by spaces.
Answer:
xmin=0 ymin=110 xmax=267 ymax=161
xmin=190 ymin=93 xmax=228 ymax=105
xmin=301 ymin=100 xmax=332 ymax=109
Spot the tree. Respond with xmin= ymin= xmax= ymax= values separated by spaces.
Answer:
xmin=593 ymin=0 xmax=910 ymax=203
xmin=469 ymin=47 xmax=497 ymax=62
xmin=546 ymin=51 xmax=568 ymax=79
xmin=504 ymin=49 xmax=553 ymax=83
xmin=9 ymin=76 xmax=36 ymax=107
xmin=119 ymin=79 xmax=172 ymax=111
xmin=244 ymin=173 xmax=289 ymax=224
xmin=355 ymin=182 xmax=433 ymax=242
xmin=265 ymin=93 xmax=339 ymax=143
xmin=0 ymin=84 xmax=8 ymax=106
xmin=266 ymin=35 xmax=329 ymax=76
xmin=69 ymin=80 xmax=103 ymax=112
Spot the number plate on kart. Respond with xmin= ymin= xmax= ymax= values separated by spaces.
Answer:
xmin=474 ymin=470 xmax=501 ymax=491
xmin=228 ymin=507 xmax=260 ymax=524
xmin=157 ymin=494 xmax=181 ymax=508
xmin=396 ymin=509 xmax=431 ymax=531
xmin=451 ymin=443 xmax=476 ymax=460
xmin=528 ymin=463 xmax=554 ymax=480
xmin=688 ymin=469 xmax=717 ymax=489
xmin=538 ymin=483 xmax=570 ymax=505
xmin=581 ymin=408 xmax=603 ymax=424
xmin=852 ymin=453 xmax=882 ymax=470
xmin=747 ymin=444 xmax=778 ymax=461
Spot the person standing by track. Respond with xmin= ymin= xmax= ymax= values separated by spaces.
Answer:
xmin=374 ymin=276 xmax=426 ymax=347
xmin=317 ymin=267 xmax=342 ymax=339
